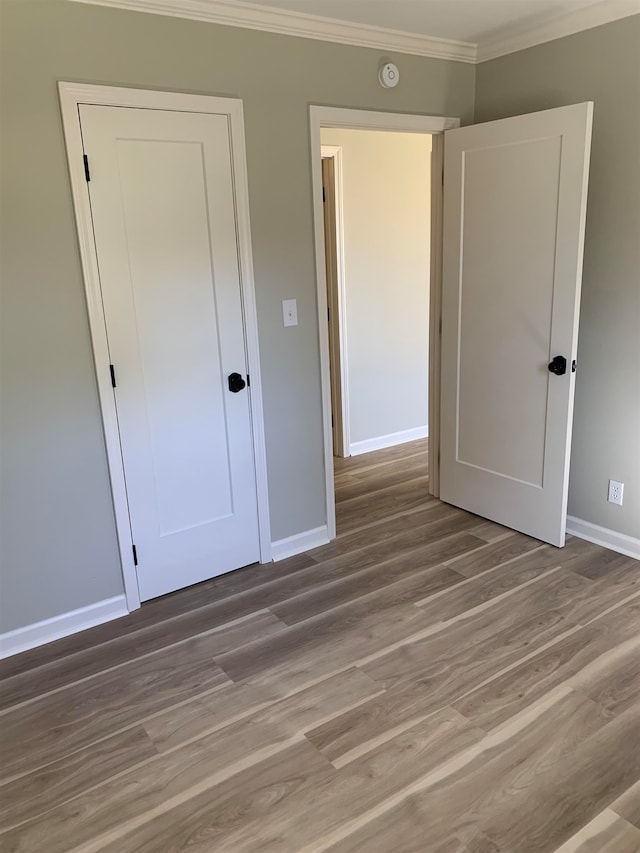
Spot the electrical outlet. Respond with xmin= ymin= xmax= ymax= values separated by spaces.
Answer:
xmin=607 ymin=479 xmax=624 ymax=506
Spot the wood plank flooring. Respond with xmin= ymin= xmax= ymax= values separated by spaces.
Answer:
xmin=1 ymin=438 xmax=639 ymax=852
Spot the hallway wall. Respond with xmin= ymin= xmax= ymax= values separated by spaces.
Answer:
xmin=321 ymin=129 xmax=432 ymax=452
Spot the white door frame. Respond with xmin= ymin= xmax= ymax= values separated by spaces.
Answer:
xmin=59 ymin=82 xmax=272 ymax=612
xmin=310 ymin=106 xmax=459 ymax=541
xmin=320 ymin=145 xmax=350 ymax=457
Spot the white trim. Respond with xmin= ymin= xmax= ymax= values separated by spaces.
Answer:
xmin=566 ymin=516 xmax=640 ymax=561
xmin=312 ymin=109 xmax=460 ymax=136
xmin=70 ymin=0 xmax=477 ymax=63
xmin=320 ymin=145 xmax=350 ymax=458
xmin=428 ymin=133 xmax=444 ymax=498
xmin=350 ymin=426 xmax=429 ymax=457
xmin=71 ymin=0 xmax=640 ymax=65
xmin=310 ymin=106 xmax=457 ymax=544
xmin=271 ymin=525 xmax=330 ymax=561
xmin=0 ymin=596 xmax=128 ymax=660
xmin=477 ymin=0 xmax=640 ymax=62
xmin=58 ymin=82 xmax=272 ymax=614
xmin=228 ymin=98 xmax=274 ymax=566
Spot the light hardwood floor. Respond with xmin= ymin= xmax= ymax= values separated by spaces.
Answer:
xmin=1 ymin=439 xmax=639 ymax=852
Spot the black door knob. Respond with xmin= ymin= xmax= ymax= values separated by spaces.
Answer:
xmin=548 ymin=355 xmax=567 ymax=376
xmin=228 ymin=372 xmax=246 ymax=393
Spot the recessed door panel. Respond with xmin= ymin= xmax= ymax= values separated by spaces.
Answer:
xmin=117 ymin=139 xmax=233 ymax=534
xmin=457 ymin=137 xmax=561 ymax=487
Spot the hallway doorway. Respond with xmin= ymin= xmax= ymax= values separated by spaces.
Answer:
xmin=320 ymin=130 xmax=432 ymax=465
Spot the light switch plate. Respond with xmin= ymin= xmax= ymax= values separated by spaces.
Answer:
xmin=282 ymin=299 xmax=298 ymax=327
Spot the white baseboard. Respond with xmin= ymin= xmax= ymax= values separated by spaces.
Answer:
xmin=271 ymin=525 xmax=330 ymax=561
xmin=566 ymin=516 xmax=640 ymax=561
xmin=349 ymin=425 xmax=428 ymax=457
xmin=0 ymin=595 xmax=129 ymax=660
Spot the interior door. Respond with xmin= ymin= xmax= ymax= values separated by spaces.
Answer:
xmin=440 ymin=102 xmax=593 ymax=546
xmin=80 ymin=104 xmax=260 ymax=601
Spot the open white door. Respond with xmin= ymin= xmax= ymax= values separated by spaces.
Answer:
xmin=440 ymin=102 xmax=593 ymax=546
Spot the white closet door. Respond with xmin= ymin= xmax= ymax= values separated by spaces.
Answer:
xmin=80 ymin=104 xmax=260 ymax=600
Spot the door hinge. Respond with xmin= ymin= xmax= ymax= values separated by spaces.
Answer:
xmin=331 ymin=413 xmax=334 ymax=428
xmin=132 ymin=544 xmax=138 ymax=566
xmin=109 ymin=364 xmax=116 ymax=388
xmin=322 ymin=186 xmax=326 ymax=203
xmin=246 ymin=373 xmax=250 ymax=387
xmin=83 ymin=154 xmax=91 ymax=182
xmin=327 ymin=307 xmax=330 ymax=322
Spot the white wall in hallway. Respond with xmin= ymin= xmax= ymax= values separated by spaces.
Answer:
xmin=321 ymin=128 xmax=432 ymax=449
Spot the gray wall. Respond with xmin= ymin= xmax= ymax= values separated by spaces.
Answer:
xmin=475 ymin=15 xmax=640 ymax=541
xmin=0 ymin=0 xmax=474 ymax=632
xmin=320 ymin=129 xmax=431 ymax=447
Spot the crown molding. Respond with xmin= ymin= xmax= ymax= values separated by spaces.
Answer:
xmin=70 ymin=0 xmax=640 ymax=65
xmin=477 ymin=0 xmax=640 ymax=62
xmin=69 ymin=0 xmax=477 ymax=63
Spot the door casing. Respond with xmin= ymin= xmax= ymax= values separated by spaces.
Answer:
xmin=59 ymin=82 xmax=272 ymax=612
xmin=321 ymin=147 xmax=349 ymax=458
xmin=310 ymin=106 xmax=457 ymax=541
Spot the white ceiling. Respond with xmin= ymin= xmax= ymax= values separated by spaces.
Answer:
xmin=247 ymin=0 xmax=604 ymax=44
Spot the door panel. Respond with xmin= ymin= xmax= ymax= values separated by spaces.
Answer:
xmin=117 ymin=138 xmax=233 ymax=533
xmin=457 ymin=136 xmax=561 ymax=486
xmin=440 ymin=103 xmax=593 ymax=546
xmin=80 ymin=105 xmax=260 ymax=600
